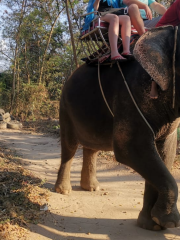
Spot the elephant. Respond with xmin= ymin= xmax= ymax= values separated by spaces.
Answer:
xmin=55 ymin=25 xmax=180 ymax=231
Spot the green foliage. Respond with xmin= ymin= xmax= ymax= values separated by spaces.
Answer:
xmin=177 ymin=127 xmax=180 ymax=141
xmin=0 ymin=71 xmax=13 ymax=91
xmin=0 ymin=72 xmax=12 ymax=112
xmin=0 ymin=0 xmax=87 ymax=118
xmin=47 ymin=81 xmax=62 ymax=100
xmin=1 ymin=0 xmax=172 ymax=119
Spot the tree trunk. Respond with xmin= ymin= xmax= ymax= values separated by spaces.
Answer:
xmin=65 ymin=0 xmax=79 ymax=69
xmin=17 ymin=56 xmax=20 ymax=93
xmin=38 ymin=8 xmax=64 ymax=84
xmin=10 ymin=0 xmax=27 ymax=112
xmin=11 ymin=46 xmax=18 ymax=111
xmin=24 ymin=42 xmax=30 ymax=84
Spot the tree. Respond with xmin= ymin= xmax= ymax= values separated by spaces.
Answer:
xmin=65 ymin=0 xmax=79 ymax=68
xmin=0 ymin=0 xmax=87 ymax=117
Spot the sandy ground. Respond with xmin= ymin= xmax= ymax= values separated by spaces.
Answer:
xmin=1 ymin=129 xmax=180 ymax=240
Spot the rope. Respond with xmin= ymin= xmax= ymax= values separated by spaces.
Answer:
xmin=116 ymin=62 xmax=155 ymax=139
xmin=98 ymin=61 xmax=114 ymax=117
xmin=98 ymin=60 xmax=155 ymax=138
xmin=172 ymin=26 xmax=178 ymax=108
xmin=97 ymin=27 xmax=179 ymax=139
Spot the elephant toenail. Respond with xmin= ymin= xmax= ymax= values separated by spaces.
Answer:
xmin=176 ymin=220 xmax=180 ymax=227
xmin=152 ymin=217 xmax=160 ymax=225
xmin=153 ymin=225 xmax=161 ymax=231
xmin=142 ymin=224 xmax=146 ymax=229
xmin=95 ymin=186 xmax=100 ymax=191
xmin=164 ymin=222 xmax=175 ymax=228
xmin=62 ymin=189 xmax=71 ymax=195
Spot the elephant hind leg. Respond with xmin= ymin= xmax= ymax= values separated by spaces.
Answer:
xmin=81 ymin=148 xmax=100 ymax=191
xmin=55 ymin=110 xmax=78 ymax=195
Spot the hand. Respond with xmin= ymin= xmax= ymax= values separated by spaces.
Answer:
xmin=145 ymin=5 xmax=152 ymax=20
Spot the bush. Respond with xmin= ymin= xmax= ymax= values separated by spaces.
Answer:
xmin=10 ymin=84 xmax=59 ymax=120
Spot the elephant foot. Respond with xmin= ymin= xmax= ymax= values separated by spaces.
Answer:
xmin=151 ymin=205 xmax=180 ymax=228
xmin=137 ymin=211 xmax=166 ymax=231
xmin=80 ymin=178 xmax=100 ymax=191
xmin=55 ymin=180 xmax=72 ymax=195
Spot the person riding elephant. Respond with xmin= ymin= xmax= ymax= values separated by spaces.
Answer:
xmin=83 ymin=0 xmax=134 ymax=62
xmin=150 ymin=0 xmax=180 ymax=99
xmin=120 ymin=0 xmax=167 ymax=35
xmin=118 ymin=0 xmax=167 ymax=98
xmin=156 ymin=0 xmax=180 ymax=27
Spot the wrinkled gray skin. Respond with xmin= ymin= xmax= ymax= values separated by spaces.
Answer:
xmin=55 ymin=26 xmax=180 ymax=231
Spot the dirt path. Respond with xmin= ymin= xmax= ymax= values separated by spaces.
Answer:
xmin=1 ymin=129 xmax=180 ymax=240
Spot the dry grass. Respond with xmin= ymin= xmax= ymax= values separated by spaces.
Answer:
xmin=0 ymin=148 xmax=50 ymax=240
xmin=23 ymin=118 xmax=60 ymax=136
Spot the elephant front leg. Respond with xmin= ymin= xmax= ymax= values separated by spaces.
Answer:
xmin=138 ymin=182 xmax=165 ymax=230
xmin=141 ymin=156 xmax=180 ymax=229
xmin=114 ymin=131 xmax=180 ymax=230
xmin=81 ymin=147 xmax=100 ymax=191
xmin=138 ymin=130 xmax=179 ymax=230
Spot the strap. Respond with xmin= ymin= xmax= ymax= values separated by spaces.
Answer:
xmin=98 ymin=61 xmax=114 ymax=117
xmin=172 ymin=26 xmax=178 ymax=108
xmin=117 ymin=62 xmax=155 ymax=139
xmin=98 ymin=60 xmax=155 ymax=139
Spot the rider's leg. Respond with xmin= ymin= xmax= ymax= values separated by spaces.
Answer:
xmin=100 ymin=14 xmax=125 ymax=59
xmin=128 ymin=4 xmax=145 ymax=36
xmin=118 ymin=15 xmax=131 ymax=54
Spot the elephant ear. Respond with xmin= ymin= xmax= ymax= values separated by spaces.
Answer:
xmin=133 ymin=26 xmax=174 ymax=91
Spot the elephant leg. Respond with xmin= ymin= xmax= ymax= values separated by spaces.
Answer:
xmin=138 ymin=182 xmax=162 ymax=230
xmin=55 ymin=109 xmax=78 ymax=195
xmin=81 ymin=148 xmax=100 ymax=191
xmin=114 ymin=130 xmax=180 ymax=229
xmin=138 ymin=130 xmax=178 ymax=230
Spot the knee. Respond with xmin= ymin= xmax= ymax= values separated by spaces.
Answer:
xmin=124 ymin=15 xmax=130 ymax=20
xmin=120 ymin=15 xmax=131 ymax=22
xmin=128 ymin=4 xmax=139 ymax=14
xmin=110 ymin=14 xmax=119 ymax=24
xmin=119 ymin=15 xmax=131 ymax=25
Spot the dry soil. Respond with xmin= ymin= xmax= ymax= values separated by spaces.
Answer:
xmin=1 ymin=129 xmax=180 ymax=240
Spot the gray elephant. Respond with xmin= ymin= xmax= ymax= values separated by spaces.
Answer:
xmin=55 ymin=25 xmax=180 ymax=231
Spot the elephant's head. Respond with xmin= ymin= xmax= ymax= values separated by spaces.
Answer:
xmin=133 ymin=26 xmax=176 ymax=91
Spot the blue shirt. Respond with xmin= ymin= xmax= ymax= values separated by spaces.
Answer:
xmin=119 ymin=0 xmax=155 ymax=19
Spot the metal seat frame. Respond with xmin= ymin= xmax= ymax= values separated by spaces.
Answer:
xmin=79 ymin=11 xmax=144 ymax=62
xmin=79 ymin=11 xmax=122 ymax=61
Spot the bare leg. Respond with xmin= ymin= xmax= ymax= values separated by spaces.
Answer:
xmin=128 ymin=4 xmax=145 ymax=36
xmin=150 ymin=81 xmax=158 ymax=99
xmin=100 ymin=14 xmax=125 ymax=59
xmin=118 ymin=15 xmax=131 ymax=53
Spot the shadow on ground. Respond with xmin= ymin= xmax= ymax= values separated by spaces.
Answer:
xmin=30 ymin=212 xmax=180 ymax=240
